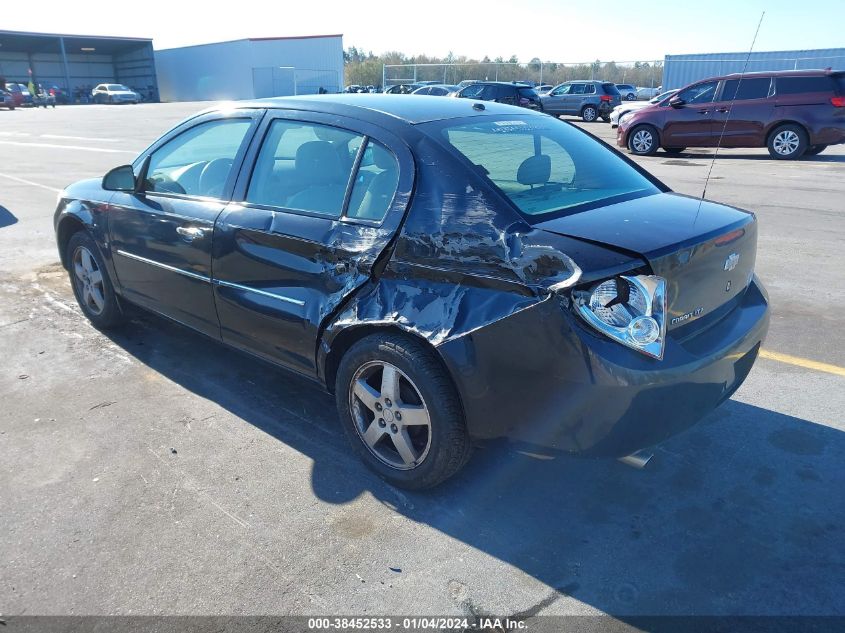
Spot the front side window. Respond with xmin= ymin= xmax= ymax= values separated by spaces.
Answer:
xmin=677 ymin=81 xmax=718 ymax=104
xmin=550 ymin=84 xmax=571 ymax=96
xmin=434 ymin=117 xmax=659 ymax=221
xmin=720 ymin=77 xmax=771 ymax=101
xmin=246 ymin=119 xmax=363 ymax=218
xmin=145 ymin=118 xmax=253 ymax=198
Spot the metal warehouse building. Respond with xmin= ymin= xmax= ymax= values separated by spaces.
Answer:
xmin=0 ymin=29 xmax=158 ymax=102
xmin=663 ymin=48 xmax=845 ymax=90
xmin=154 ymin=35 xmax=343 ymax=102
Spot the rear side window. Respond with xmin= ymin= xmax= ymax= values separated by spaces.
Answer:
xmin=247 ymin=120 xmax=363 ymax=218
xmin=720 ymin=77 xmax=771 ymax=101
xmin=776 ymin=76 xmax=834 ymax=94
xmin=460 ymin=84 xmax=485 ymax=99
xmin=346 ymin=141 xmax=399 ymax=222
xmin=603 ymin=83 xmax=621 ymax=95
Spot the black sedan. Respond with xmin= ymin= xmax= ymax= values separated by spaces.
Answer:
xmin=54 ymin=95 xmax=769 ymax=488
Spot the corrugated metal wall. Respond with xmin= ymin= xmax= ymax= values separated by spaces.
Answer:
xmin=663 ymin=48 xmax=845 ymax=90
xmin=155 ymin=36 xmax=343 ymax=102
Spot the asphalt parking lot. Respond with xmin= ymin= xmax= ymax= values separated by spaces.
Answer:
xmin=1 ymin=103 xmax=844 ymax=619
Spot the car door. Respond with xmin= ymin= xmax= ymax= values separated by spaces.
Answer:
xmin=662 ymin=80 xmax=719 ymax=146
xmin=566 ymin=83 xmax=588 ymax=114
xmin=212 ymin=110 xmax=413 ymax=377
xmin=108 ymin=110 xmax=263 ymax=338
xmin=542 ymin=83 xmax=571 ymax=115
xmin=710 ymin=77 xmax=773 ymax=146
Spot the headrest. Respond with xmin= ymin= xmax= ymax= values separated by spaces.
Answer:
xmin=295 ymin=141 xmax=345 ymax=185
xmin=517 ymin=154 xmax=551 ymax=186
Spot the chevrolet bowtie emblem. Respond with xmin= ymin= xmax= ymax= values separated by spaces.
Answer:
xmin=724 ymin=252 xmax=740 ymax=271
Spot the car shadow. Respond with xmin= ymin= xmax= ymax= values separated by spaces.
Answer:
xmin=657 ymin=150 xmax=845 ymax=163
xmin=0 ymin=205 xmax=19 ymax=228
xmin=105 ymin=310 xmax=845 ymax=617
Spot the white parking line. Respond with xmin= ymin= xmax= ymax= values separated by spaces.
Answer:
xmin=0 ymin=172 xmax=62 ymax=193
xmin=41 ymin=134 xmax=123 ymax=143
xmin=0 ymin=140 xmax=138 ymax=154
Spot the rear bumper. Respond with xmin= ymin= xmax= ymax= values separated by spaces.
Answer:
xmin=438 ymin=277 xmax=769 ymax=457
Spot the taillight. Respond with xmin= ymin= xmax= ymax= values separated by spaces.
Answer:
xmin=519 ymin=97 xmax=530 ymax=105
xmin=831 ymin=96 xmax=845 ymax=107
xmin=600 ymin=95 xmax=612 ymax=102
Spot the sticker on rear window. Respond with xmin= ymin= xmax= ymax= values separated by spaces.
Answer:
xmin=493 ymin=120 xmax=528 ymax=126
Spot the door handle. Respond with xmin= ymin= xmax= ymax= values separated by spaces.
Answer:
xmin=716 ymin=107 xmax=730 ymax=113
xmin=176 ymin=226 xmax=206 ymax=241
xmin=697 ymin=109 xmax=710 ymax=114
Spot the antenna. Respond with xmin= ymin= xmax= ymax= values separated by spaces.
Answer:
xmin=697 ymin=11 xmax=765 ymax=214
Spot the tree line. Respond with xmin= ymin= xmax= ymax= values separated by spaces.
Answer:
xmin=344 ymin=48 xmax=664 ymax=89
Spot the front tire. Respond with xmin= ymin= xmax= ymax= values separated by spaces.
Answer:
xmin=628 ymin=125 xmax=660 ymax=156
xmin=66 ymin=231 xmax=126 ymax=330
xmin=626 ymin=93 xmax=636 ymax=101
xmin=581 ymin=105 xmax=598 ymax=122
xmin=335 ymin=333 xmax=471 ymax=489
xmin=664 ymin=147 xmax=686 ymax=154
xmin=767 ymin=124 xmax=807 ymax=160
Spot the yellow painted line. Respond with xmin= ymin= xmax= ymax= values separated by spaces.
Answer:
xmin=759 ymin=349 xmax=845 ymax=377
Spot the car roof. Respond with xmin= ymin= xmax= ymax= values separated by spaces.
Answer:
xmin=707 ymin=69 xmax=842 ymax=81
xmin=215 ymin=94 xmax=534 ymax=124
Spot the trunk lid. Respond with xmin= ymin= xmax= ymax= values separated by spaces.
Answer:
xmin=536 ymin=192 xmax=757 ymax=332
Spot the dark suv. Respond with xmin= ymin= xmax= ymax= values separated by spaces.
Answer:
xmin=540 ymin=80 xmax=622 ymax=121
xmin=617 ymin=69 xmax=845 ymax=159
xmin=454 ymin=82 xmax=542 ymax=110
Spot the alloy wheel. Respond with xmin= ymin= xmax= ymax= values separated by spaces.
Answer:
xmin=72 ymin=246 xmax=106 ymax=315
xmin=583 ymin=107 xmax=597 ymax=122
xmin=348 ymin=361 xmax=432 ymax=470
xmin=773 ymin=130 xmax=800 ymax=156
xmin=632 ymin=129 xmax=654 ymax=153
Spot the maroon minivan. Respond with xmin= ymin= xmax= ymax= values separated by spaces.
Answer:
xmin=617 ymin=70 xmax=845 ymax=159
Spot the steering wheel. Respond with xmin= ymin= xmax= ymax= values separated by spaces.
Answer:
xmin=199 ymin=158 xmax=233 ymax=198
xmin=146 ymin=172 xmax=186 ymax=195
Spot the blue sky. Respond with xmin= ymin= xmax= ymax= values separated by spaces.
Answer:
xmin=2 ymin=0 xmax=843 ymax=62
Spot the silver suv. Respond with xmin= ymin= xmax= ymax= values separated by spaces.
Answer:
xmin=540 ymin=80 xmax=622 ymax=122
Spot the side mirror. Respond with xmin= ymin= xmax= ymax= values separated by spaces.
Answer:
xmin=103 ymin=165 xmax=137 ymax=192
xmin=669 ymin=96 xmax=685 ymax=108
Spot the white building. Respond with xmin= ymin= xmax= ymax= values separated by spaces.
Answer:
xmin=155 ymin=34 xmax=343 ymax=102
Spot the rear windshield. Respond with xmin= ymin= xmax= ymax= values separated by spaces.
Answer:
xmin=602 ymin=83 xmax=621 ymax=95
xmin=429 ymin=116 xmax=660 ymax=222
xmin=776 ymin=76 xmax=835 ymax=95
xmin=517 ymin=87 xmax=539 ymax=98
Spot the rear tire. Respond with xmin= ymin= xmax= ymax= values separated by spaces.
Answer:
xmin=335 ymin=333 xmax=471 ymax=489
xmin=626 ymin=93 xmax=636 ymax=101
xmin=601 ymin=115 xmax=611 ymax=123
xmin=767 ymin=124 xmax=807 ymax=160
xmin=581 ymin=105 xmax=598 ymax=122
xmin=804 ymin=144 xmax=827 ymax=156
xmin=628 ymin=125 xmax=660 ymax=156
xmin=66 ymin=231 xmax=126 ymax=330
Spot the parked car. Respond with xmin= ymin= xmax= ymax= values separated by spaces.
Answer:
xmin=617 ymin=69 xmax=845 ymax=159
xmin=54 ymin=94 xmax=769 ymax=488
xmin=15 ymin=84 xmax=34 ymax=106
xmin=412 ymin=84 xmax=459 ymax=96
xmin=0 ymin=89 xmax=15 ymax=110
xmin=541 ymin=80 xmax=621 ymax=121
xmin=4 ymin=83 xmax=24 ymax=107
xmin=610 ymin=89 xmax=679 ymax=127
xmin=456 ymin=80 xmax=480 ymax=88
xmin=384 ymin=84 xmax=418 ymax=94
xmin=615 ymin=84 xmax=638 ymax=101
xmin=534 ymin=84 xmax=554 ymax=95
xmin=32 ymin=87 xmax=56 ymax=108
xmin=454 ymin=81 xmax=542 ymax=110
xmin=636 ymin=86 xmax=661 ymax=100
xmin=92 ymin=84 xmax=140 ymax=104
xmin=45 ymin=84 xmax=71 ymax=104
